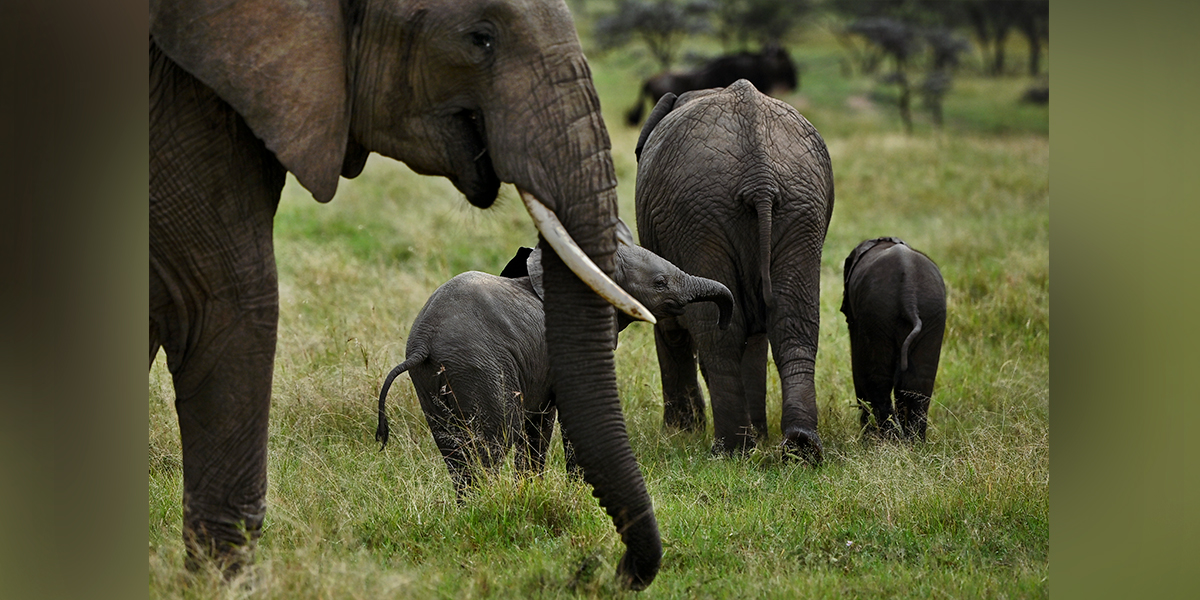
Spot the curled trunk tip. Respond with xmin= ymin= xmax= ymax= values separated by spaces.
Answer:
xmin=690 ymin=277 xmax=735 ymax=330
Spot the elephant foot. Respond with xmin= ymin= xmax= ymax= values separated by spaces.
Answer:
xmin=661 ymin=404 xmax=705 ymax=432
xmin=183 ymin=527 xmax=257 ymax=579
xmin=860 ymin=418 xmax=901 ymax=443
xmin=711 ymin=429 xmax=757 ymax=455
xmin=782 ymin=427 xmax=823 ymax=465
xmin=662 ymin=418 xmax=703 ymax=433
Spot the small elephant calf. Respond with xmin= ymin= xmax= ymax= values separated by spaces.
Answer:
xmin=377 ymin=236 xmax=733 ymax=496
xmin=840 ymin=237 xmax=946 ymax=441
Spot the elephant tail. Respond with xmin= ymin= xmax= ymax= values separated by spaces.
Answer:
xmin=899 ymin=266 xmax=923 ymax=373
xmin=754 ymin=196 xmax=775 ymax=309
xmin=376 ymin=348 xmax=427 ymax=450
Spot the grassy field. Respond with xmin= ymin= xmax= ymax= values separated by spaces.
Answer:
xmin=149 ymin=21 xmax=1049 ymax=600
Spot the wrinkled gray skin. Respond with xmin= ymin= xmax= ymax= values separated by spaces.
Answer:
xmin=149 ymin=0 xmax=662 ymax=588
xmin=840 ymin=237 xmax=946 ymax=441
xmin=376 ymin=240 xmax=734 ymax=496
xmin=634 ymin=80 xmax=834 ymax=463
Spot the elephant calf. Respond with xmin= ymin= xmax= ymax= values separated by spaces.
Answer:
xmin=840 ymin=237 xmax=947 ymax=441
xmin=377 ymin=235 xmax=733 ymax=496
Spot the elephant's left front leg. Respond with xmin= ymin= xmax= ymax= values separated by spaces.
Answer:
xmin=173 ymin=302 xmax=276 ymax=573
xmin=655 ymin=321 xmax=706 ymax=431
xmin=153 ymin=248 xmax=278 ymax=574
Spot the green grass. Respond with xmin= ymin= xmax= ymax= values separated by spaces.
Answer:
xmin=149 ymin=20 xmax=1048 ymax=600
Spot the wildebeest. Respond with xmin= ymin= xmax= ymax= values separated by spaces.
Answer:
xmin=625 ymin=46 xmax=798 ymax=126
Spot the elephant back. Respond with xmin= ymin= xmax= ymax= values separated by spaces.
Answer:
xmin=634 ymin=79 xmax=834 ymax=313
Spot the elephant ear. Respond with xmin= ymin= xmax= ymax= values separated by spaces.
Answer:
xmin=615 ymin=219 xmax=635 ymax=246
xmin=843 ymin=239 xmax=877 ymax=288
xmin=500 ymin=247 xmax=534 ymax=279
xmin=635 ymin=93 xmax=677 ymax=162
xmin=150 ymin=0 xmax=349 ymax=203
xmin=841 ymin=237 xmax=910 ymax=315
xmin=527 ymin=246 xmax=545 ymax=301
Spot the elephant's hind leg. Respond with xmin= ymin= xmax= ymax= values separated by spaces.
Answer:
xmin=849 ymin=332 xmax=900 ymax=440
xmin=418 ymin=364 xmax=513 ymax=498
xmin=655 ymin=322 xmax=707 ymax=431
xmin=895 ymin=319 xmax=944 ymax=442
xmin=417 ymin=372 xmax=482 ymax=499
xmin=517 ymin=401 xmax=556 ymax=475
xmin=742 ymin=333 xmax=769 ymax=439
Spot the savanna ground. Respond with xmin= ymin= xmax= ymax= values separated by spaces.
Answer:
xmin=149 ymin=17 xmax=1049 ymax=600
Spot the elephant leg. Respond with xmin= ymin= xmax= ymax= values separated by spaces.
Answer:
xmin=150 ymin=318 xmax=162 ymax=369
xmin=151 ymin=208 xmax=280 ymax=574
xmin=151 ymin=45 xmax=287 ymax=573
xmin=741 ymin=333 xmax=769 ymax=439
xmin=696 ymin=324 xmax=755 ymax=454
xmin=417 ymin=365 xmax=510 ymax=498
xmin=895 ymin=319 xmax=945 ymax=442
xmin=655 ymin=321 xmax=706 ymax=431
xmin=518 ymin=400 xmax=556 ymax=475
xmin=769 ymin=296 xmax=824 ymax=463
xmin=561 ymin=420 xmax=581 ymax=477
xmin=418 ymin=383 xmax=475 ymax=498
xmin=849 ymin=332 xmax=899 ymax=440
xmin=171 ymin=300 xmax=276 ymax=572
xmin=773 ymin=341 xmax=824 ymax=461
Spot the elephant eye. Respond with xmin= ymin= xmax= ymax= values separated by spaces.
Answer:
xmin=469 ymin=30 xmax=495 ymax=53
xmin=653 ymin=274 xmax=669 ymax=290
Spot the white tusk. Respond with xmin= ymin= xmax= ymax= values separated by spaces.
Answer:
xmin=519 ymin=189 xmax=656 ymax=324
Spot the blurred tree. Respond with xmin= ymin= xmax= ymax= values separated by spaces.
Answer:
xmin=594 ymin=0 xmax=713 ymax=70
xmin=924 ymin=26 xmax=971 ymax=71
xmin=845 ymin=16 xmax=965 ymax=133
xmin=849 ymin=18 xmax=920 ymax=132
xmin=963 ymin=0 xmax=1009 ymax=76
xmin=963 ymin=0 xmax=1047 ymax=76
xmin=847 ymin=17 xmax=920 ymax=71
xmin=830 ymin=0 xmax=966 ymax=74
xmin=712 ymin=0 xmax=814 ymax=51
xmin=1014 ymin=0 xmax=1049 ymax=76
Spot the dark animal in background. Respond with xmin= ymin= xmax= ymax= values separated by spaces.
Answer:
xmin=634 ymin=80 xmax=834 ymax=463
xmin=376 ymin=236 xmax=734 ymax=496
xmin=1021 ymin=84 xmax=1049 ymax=105
xmin=840 ymin=237 xmax=946 ymax=441
xmin=625 ymin=46 xmax=798 ymax=126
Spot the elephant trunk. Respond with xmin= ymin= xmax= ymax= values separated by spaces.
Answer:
xmin=687 ymin=276 xmax=735 ymax=330
xmin=542 ymin=248 xmax=662 ymax=590
xmin=506 ymin=54 xmax=661 ymax=590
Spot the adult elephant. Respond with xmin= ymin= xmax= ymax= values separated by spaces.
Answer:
xmin=634 ymin=81 xmax=834 ymax=462
xmin=149 ymin=0 xmax=661 ymax=589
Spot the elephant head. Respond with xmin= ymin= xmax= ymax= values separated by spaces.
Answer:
xmin=611 ymin=245 xmax=734 ymax=332
xmin=150 ymin=0 xmax=660 ymax=588
xmin=522 ymin=228 xmax=736 ymax=333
